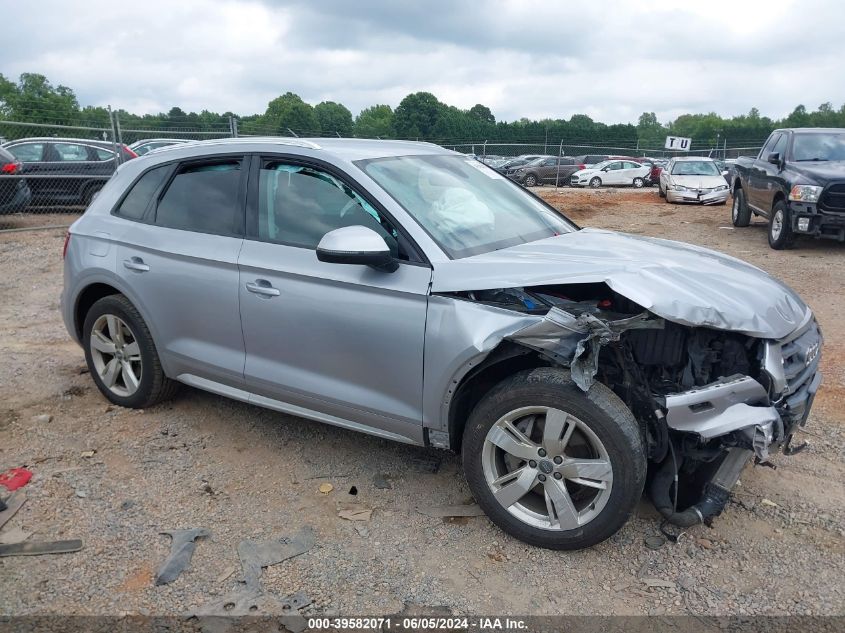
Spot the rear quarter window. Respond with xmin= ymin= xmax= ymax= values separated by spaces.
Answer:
xmin=115 ymin=165 xmax=171 ymax=220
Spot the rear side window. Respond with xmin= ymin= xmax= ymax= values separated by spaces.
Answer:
xmin=115 ymin=165 xmax=170 ymax=220
xmin=94 ymin=147 xmax=115 ymax=161
xmin=155 ymin=160 xmax=242 ymax=235
xmin=54 ymin=143 xmax=90 ymax=161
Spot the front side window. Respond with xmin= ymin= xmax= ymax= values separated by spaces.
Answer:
xmin=155 ymin=160 xmax=242 ymax=235
xmin=256 ymin=162 xmax=401 ymax=257
xmin=7 ymin=143 xmax=44 ymax=162
xmin=759 ymin=134 xmax=781 ymax=159
xmin=358 ymin=154 xmax=575 ymax=259
xmin=115 ymin=165 xmax=171 ymax=220
xmin=54 ymin=143 xmax=90 ymax=161
xmin=93 ymin=147 xmax=115 ymax=161
xmin=670 ymin=161 xmax=720 ymax=176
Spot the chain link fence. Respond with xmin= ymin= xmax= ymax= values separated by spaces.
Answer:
xmin=0 ymin=112 xmax=764 ymax=231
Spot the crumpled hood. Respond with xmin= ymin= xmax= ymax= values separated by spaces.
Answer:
xmin=431 ymin=228 xmax=807 ymax=339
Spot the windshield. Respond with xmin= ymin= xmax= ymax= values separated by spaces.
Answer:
xmin=671 ymin=161 xmax=720 ymax=176
xmin=591 ymin=160 xmax=612 ymax=170
xmin=792 ymin=133 xmax=845 ymax=161
xmin=358 ymin=154 xmax=576 ymax=259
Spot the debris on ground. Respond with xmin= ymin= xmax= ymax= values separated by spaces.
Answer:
xmin=408 ymin=455 xmax=441 ymax=473
xmin=238 ymin=526 xmax=315 ymax=590
xmin=0 ymin=527 xmax=32 ymax=544
xmin=318 ymin=483 xmax=333 ymax=495
xmin=155 ymin=528 xmax=211 ymax=586
xmin=337 ymin=503 xmax=372 ymax=521
xmin=0 ymin=468 xmax=33 ymax=491
xmin=80 ymin=450 xmax=96 ymax=459
xmin=416 ymin=504 xmax=485 ymax=518
xmin=761 ymin=498 xmax=779 ymax=508
xmin=0 ymin=539 xmax=82 ymax=557
xmin=644 ymin=535 xmax=666 ymax=550
xmin=33 ymin=414 xmax=52 ymax=424
xmin=0 ymin=491 xmax=26 ymax=530
xmin=372 ymin=473 xmax=392 ymax=489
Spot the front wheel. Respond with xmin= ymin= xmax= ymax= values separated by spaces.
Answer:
xmin=768 ymin=199 xmax=795 ymax=249
xmin=462 ymin=367 xmax=646 ymax=550
xmin=633 ymin=177 xmax=644 ymax=188
xmin=731 ymin=188 xmax=751 ymax=227
xmin=524 ymin=174 xmax=537 ymax=187
xmin=83 ymin=294 xmax=179 ymax=408
xmin=589 ymin=177 xmax=602 ymax=189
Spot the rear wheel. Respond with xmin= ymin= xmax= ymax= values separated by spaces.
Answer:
xmin=633 ymin=177 xmax=644 ymax=188
xmin=768 ymin=199 xmax=795 ymax=249
xmin=731 ymin=188 xmax=751 ymax=227
xmin=462 ymin=367 xmax=646 ymax=550
xmin=83 ymin=294 xmax=178 ymax=408
xmin=589 ymin=177 xmax=602 ymax=189
xmin=658 ymin=185 xmax=666 ymax=198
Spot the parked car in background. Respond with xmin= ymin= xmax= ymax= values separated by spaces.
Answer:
xmin=0 ymin=146 xmax=32 ymax=214
xmin=508 ymin=156 xmax=582 ymax=187
xmin=128 ymin=138 xmax=191 ymax=156
xmin=572 ymin=154 xmax=609 ymax=168
xmin=659 ymin=157 xmax=729 ymax=205
xmin=495 ymin=157 xmax=532 ymax=174
xmin=1 ymin=137 xmax=137 ymax=206
xmin=501 ymin=155 xmax=554 ymax=178
xmin=62 ymin=137 xmax=822 ymax=551
xmin=731 ymin=127 xmax=845 ymax=249
xmin=714 ymin=159 xmax=736 ymax=185
xmin=570 ymin=159 xmax=651 ymax=188
xmin=635 ymin=157 xmax=663 ymax=185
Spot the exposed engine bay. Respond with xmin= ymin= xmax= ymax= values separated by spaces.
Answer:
xmin=441 ymin=283 xmax=823 ymax=529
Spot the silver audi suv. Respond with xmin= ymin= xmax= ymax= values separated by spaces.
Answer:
xmin=62 ymin=138 xmax=822 ymax=550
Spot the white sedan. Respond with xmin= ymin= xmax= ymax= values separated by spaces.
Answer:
xmin=570 ymin=160 xmax=651 ymax=188
xmin=659 ymin=157 xmax=730 ymax=205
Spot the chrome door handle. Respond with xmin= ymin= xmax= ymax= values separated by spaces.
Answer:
xmin=245 ymin=280 xmax=280 ymax=297
xmin=123 ymin=257 xmax=150 ymax=272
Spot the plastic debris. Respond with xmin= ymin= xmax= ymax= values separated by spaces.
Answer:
xmin=337 ymin=503 xmax=372 ymax=521
xmin=0 ymin=539 xmax=82 ymax=557
xmin=0 ymin=468 xmax=33 ymax=491
xmin=318 ymin=483 xmax=333 ymax=495
xmin=155 ymin=528 xmax=211 ymax=585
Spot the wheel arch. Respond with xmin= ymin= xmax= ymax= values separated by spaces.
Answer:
xmin=74 ymin=282 xmax=122 ymax=340
xmin=446 ymin=342 xmax=554 ymax=451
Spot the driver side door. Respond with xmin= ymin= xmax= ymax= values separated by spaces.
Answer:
xmin=603 ymin=161 xmax=625 ymax=184
xmin=237 ymin=156 xmax=432 ymax=442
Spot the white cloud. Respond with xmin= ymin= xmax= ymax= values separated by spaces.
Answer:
xmin=1 ymin=0 xmax=844 ymax=126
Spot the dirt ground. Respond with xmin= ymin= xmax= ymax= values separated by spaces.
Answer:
xmin=0 ymin=190 xmax=843 ymax=619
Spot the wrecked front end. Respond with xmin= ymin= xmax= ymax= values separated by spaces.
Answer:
xmin=436 ymin=284 xmax=823 ymax=528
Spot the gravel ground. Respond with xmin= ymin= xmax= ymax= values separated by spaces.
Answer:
xmin=0 ymin=190 xmax=843 ymax=618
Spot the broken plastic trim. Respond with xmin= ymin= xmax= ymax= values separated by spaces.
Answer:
xmin=506 ymin=306 xmax=663 ymax=390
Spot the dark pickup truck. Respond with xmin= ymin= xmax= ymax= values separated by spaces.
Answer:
xmin=731 ymin=127 xmax=845 ymax=249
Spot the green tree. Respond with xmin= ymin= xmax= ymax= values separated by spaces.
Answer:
xmin=262 ymin=92 xmax=320 ymax=136
xmin=0 ymin=73 xmax=79 ymax=124
xmin=354 ymin=104 xmax=394 ymax=138
xmin=314 ymin=101 xmax=354 ymax=137
xmin=393 ymin=92 xmax=444 ymax=139
xmin=468 ymin=103 xmax=495 ymax=124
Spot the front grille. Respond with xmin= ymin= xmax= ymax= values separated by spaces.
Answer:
xmin=779 ymin=316 xmax=822 ymax=398
xmin=820 ymin=182 xmax=845 ymax=212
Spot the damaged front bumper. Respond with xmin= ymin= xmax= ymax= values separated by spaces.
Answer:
xmin=663 ymin=312 xmax=823 ymax=461
xmin=666 ymin=187 xmax=730 ymax=205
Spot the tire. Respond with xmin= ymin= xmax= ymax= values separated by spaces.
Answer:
xmin=83 ymin=294 xmax=179 ymax=408
xmin=768 ymin=199 xmax=795 ymax=250
xmin=462 ymin=367 xmax=646 ymax=550
xmin=731 ymin=188 xmax=751 ymax=227
xmin=589 ymin=177 xmax=602 ymax=189
xmin=524 ymin=174 xmax=537 ymax=187
xmin=658 ymin=185 xmax=666 ymax=198
xmin=633 ymin=177 xmax=644 ymax=188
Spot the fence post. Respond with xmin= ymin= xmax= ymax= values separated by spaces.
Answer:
xmin=482 ymin=140 xmax=487 ymax=162
xmin=555 ymin=140 xmax=564 ymax=188
xmin=229 ymin=115 xmax=239 ymax=138
xmin=108 ymin=106 xmax=121 ymax=165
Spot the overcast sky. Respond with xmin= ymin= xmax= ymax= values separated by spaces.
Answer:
xmin=3 ymin=0 xmax=844 ymax=124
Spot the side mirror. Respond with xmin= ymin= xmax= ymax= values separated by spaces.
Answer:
xmin=767 ymin=152 xmax=781 ymax=166
xmin=722 ymin=170 xmax=729 ymax=177
xmin=316 ymin=226 xmax=398 ymax=272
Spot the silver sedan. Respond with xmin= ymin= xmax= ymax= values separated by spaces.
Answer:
xmin=660 ymin=157 xmax=730 ymax=204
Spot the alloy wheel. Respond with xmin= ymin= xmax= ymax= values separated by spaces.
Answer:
xmin=481 ymin=406 xmax=613 ymax=531
xmin=89 ymin=314 xmax=142 ymax=397
xmin=771 ymin=209 xmax=783 ymax=240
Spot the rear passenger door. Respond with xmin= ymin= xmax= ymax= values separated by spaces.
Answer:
xmin=237 ymin=156 xmax=431 ymax=442
xmin=115 ymin=156 xmax=247 ymax=387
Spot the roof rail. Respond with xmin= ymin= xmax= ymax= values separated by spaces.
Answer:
xmin=179 ymin=137 xmax=322 ymax=150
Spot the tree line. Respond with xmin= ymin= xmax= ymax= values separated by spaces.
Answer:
xmin=3 ymin=72 xmax=845 ymax=149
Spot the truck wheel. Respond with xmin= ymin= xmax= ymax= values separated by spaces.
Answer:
xmin=768 ymin=200 xmax=795 ymax=249
xmin=658 ymin=186 xmax=666 ymax=198
xmin=731 ymin=189 xmax=751 ymax=227
xmin=462 ymin=367 xmax=646 ymax=550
